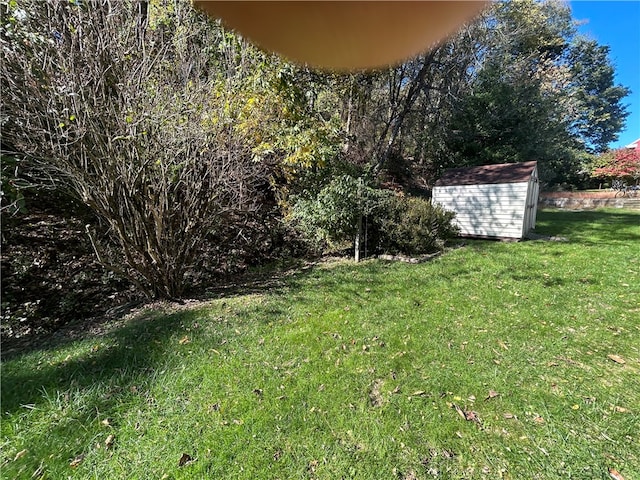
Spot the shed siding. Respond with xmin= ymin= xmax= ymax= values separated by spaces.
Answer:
xmin=433 ymin=182 xmax=529 ymax=238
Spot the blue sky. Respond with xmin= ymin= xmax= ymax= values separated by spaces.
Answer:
xmin=569 ymin=1 xmax=640 ymax=149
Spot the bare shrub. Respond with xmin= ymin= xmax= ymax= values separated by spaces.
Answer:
xmin=2 ymin=0 xmax=272 ymax=298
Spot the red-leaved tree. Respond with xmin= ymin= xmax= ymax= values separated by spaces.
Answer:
xmin=592 ymin=148 xmax=640 ymax=184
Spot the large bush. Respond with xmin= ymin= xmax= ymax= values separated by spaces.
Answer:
xmin=1 ymin=1 xmax=277 ymax=299
xmin=376 ymin=196 xmax=459 ymax=255
xmin=290 ymin=175 xmax=391 ymax=252
xmin=290 ymin=176 xmax=459 ymax=257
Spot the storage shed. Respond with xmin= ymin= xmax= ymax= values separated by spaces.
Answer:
xmin=432 ymin=161 xmax=539 ymax=239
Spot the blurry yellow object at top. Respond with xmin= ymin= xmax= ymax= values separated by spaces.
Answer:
xmin=193 ymin=1 xmax=488 ymax=71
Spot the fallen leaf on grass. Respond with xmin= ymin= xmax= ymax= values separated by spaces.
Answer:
xmin=503 ymin=413 xmax=517 ymax=420
xmin=452 ymin=404 xmax=481 ymax=424
xmin=179 ymin=336 xmax=190 ymax=345
xmin=613 ymin=406 xmax=629 ymax=413
xmin=463 ymin=410 xmax=481 ymax=423
xmin=14 ymin=449 xmax=27 ymax=461
xmin=308 ymin=459 xmax=319 ymax=474
xmin=441 ymin=449 xmax=456 ymax=459
xmin=101 ymin=418 xmax=111 ymax=427
xmin=105 ymin=434 xmax=115 ymax=449
xmin=69 ymin=454 xmax=85 ymax=468
xmin=608 ymin=467 xmax=625 ymax=480
xmin=402 ymin=469 xmax=418 ymax=480
xmin=453 ymin=403 xmax=465 ymax=419
xmin=485 ymin=390 xmax=499 ymax=401
xmin=533 ymin=415 xmax=545 ymax=424
xmin=607 ymin=354 xmax=626 ymax=365
xmin=178 ymin=453 xmax=194 ymax=466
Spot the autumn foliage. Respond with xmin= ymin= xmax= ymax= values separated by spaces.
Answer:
xmin=592 ymin=148 xmax=640 ymax=183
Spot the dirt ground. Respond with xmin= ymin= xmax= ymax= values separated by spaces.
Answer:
xmin=1 ymin=207 xmax=139 ymax=357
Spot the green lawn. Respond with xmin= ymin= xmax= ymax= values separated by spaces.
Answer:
xmin=2 ymin=209 xmax=639 ymax=479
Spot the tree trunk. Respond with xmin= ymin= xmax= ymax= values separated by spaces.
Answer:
xmin=372 ymin=51 xmax=436 ymax=173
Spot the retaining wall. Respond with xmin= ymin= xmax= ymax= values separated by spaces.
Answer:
xmin=539 ymin=193 xmax=640 ymax=210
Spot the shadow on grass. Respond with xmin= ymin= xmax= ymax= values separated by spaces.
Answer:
xmin=1 ymin=308 xmax=200 ymax=415
xmin=4 ymin=209 xmax=637 ymax=418
xmin=1 ymin=260 xmax=378 ymax=417
xmin=0 ymin=259 xmax=312 ymax=363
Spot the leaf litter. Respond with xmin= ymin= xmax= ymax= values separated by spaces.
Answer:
xmin=452 ymin=403 xmax=481 ymax=426
xmin=178 ymin=453 xmax=195 ymax=467
xmin=369 ymin=379 xmax=384 ymax=407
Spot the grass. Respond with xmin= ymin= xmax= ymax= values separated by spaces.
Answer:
xmin=2 ymin=208 xmax=639 ymax=479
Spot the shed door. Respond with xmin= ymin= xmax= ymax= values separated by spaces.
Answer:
xmin=523 ymin=172 xmax=539 ymax=235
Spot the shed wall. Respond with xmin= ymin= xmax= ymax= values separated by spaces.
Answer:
xmin=433 ymin=182 xmax=529 ymax=238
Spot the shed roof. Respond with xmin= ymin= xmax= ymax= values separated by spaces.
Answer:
xmin=435 ymin=161 xmax=537 ymax=187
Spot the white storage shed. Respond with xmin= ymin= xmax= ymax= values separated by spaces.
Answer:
xmin=432 ymin=161 xmax=539 ymax=239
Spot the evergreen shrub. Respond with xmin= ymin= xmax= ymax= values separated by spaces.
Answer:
xmin=376 ymin=196 xmax=459 ymax=255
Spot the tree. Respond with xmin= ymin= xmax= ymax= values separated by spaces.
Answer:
xmin=568 ymin=39 xmax=631 ymax=153
xmin=436 ymin=0 xmax=630 ymax=187
xmin=1 ymin=0 xmax=275 ymax=298
xmin=592 ymin=148 xmax=640 ymax=184
xmin=445 ymin=2 xmax=574 ymax=168
xmin=447 ymin=63 xmax=567 ymax=167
